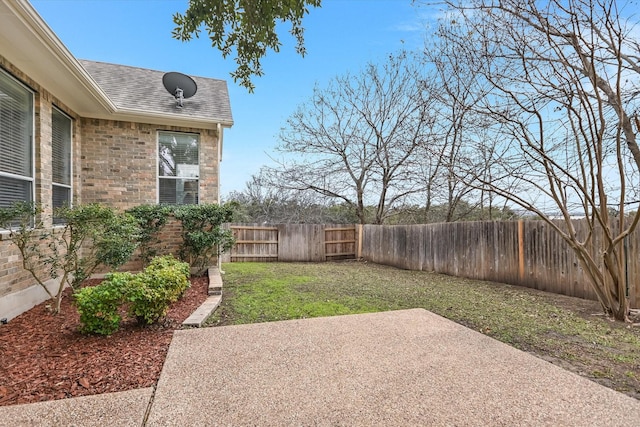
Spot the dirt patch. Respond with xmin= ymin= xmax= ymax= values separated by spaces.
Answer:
xmin=0 ymin=276 xmax=208 ymax=406
xmin=485 ymin=292 xmax=640 ymax=400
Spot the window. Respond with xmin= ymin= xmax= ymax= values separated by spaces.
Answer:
xmin=52 ymin=108 xmax=72 ymax=222
xmin=0 ymin=69 xmax=33 ymax=209
xmin=158 ymin=131 xmax=199 ymax=205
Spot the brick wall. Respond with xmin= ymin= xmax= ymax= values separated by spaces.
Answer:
xmin=0 ymin=233 xmax=31 ymax=300
xmin=0 ymin=229 xmax=59 ymax=298
xmin=80 ymin=121 xmax=219 ymax=210
xmin=111 ymin=217 xmax=185 ymax=273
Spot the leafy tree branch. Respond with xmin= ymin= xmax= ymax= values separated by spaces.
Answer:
xmin=173 ymin=0 xmax=321 ymax=91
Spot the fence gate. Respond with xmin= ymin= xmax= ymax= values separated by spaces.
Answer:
xmin=324 ymin=226 xmax=357 ymax=260
xmin=226 ymin=224 xmax=357 ymax=262
xmin=228 ymin=225 xmax=278 ymax=262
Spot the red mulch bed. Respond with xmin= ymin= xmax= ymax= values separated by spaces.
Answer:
xmin=0 ymin=276 xmax=209 ymax=407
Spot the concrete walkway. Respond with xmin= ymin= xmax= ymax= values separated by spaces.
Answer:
xmin=2 ymin=309 xmax=640 ymax=426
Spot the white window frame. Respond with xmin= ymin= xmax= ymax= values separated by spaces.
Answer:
xmin=0 ymin=68 xmax=35 ymax=209
xmin=157 ymin=131 xmax=200 ymax=205
xmin=52 ymin=106 xmax=73 ymax=222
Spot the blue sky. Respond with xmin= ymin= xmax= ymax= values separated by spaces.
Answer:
xmin=31 ymin=0 xmax=433 ymax=197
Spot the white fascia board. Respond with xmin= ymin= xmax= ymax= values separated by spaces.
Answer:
xmin=105 ymin=107 xmax=234 ymax=130
xmin=4 ymin=0 xmax=116 ymax=114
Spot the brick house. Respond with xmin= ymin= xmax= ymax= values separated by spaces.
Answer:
xmin=0 ymin=0 xmax=233 ymax=320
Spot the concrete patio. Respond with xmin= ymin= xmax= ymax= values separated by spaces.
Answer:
xmin=2 ymin=309 xmax=639 ymax=426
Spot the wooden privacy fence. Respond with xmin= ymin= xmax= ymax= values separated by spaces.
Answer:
xmin=223 ymin=224 xmax=358 ymax=262
xmin=361 ymin=221 xmax=639 ymax=309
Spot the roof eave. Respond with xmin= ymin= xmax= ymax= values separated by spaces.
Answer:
xmin=93 ymin=108 xmax=234 ymax=130
xmin=2 ymin=0 xmax=234 ymax=129
xmin=3 ymin=0 xmax=117 ymax=114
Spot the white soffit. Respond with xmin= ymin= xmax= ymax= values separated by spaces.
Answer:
xmin=0 ymin=0 xmax=115 ymax=115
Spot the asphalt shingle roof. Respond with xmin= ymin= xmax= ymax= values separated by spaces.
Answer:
xmin=79 ymin=60 xmax=233 ymax=125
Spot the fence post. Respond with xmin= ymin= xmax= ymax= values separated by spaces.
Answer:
xmin=357 ymin=224 xmax=363 ymax=259
xmin=518 ymin=220 xmax=525 ymax=281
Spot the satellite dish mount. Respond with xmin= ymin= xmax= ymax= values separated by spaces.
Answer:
xmin=162 ymin=72 xmax=198 ymax=108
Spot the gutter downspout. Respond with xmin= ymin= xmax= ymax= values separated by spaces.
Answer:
xmin=216 ymin=122 xmax=224 ymax=274
xmin=217 ymin=122 xmax=223 ymax=204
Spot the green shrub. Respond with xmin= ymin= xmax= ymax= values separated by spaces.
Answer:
xmin=75 ymin=256 xmax=190 ymax=333
xmin=146 ymin=255 xmax=191 ymax=301
xmin=126 ymin=204 xmax=173 ymax=266
xmin=173 ymin=203 xmax=235 ymax=275
xmin=74 ymin=272 xmax=131 ymax=335
xmin=0 ymin=203 xmax=139 ymax=313
xmin=128 ymin=257 xmax=190 ymax=323
xmin=54 ymin=204 xmax=141 ymax=288
xmin=146 ymin=254 xmax=190 ymax=274
xmin=0 ymin=202 xmax=140 ymax=314
xmin=126 ymin=273 xmax=171 ymax=324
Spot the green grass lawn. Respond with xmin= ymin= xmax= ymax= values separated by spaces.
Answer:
xmin=206 ymin=261 xmax=640 ymax=399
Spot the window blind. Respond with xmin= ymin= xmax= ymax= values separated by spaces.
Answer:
xmin=52 ymin=108 xmax=71 ymax=186
xmin=158 ymin=131 xmax=199 ymax=205
xmin=0 ymin=70 xmax=33 ymax=208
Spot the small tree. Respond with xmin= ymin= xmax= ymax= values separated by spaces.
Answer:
xmin=0 ymin=203 xmax=140 ymax=313
xmin=267 ymin=52 xmax=437 ymax=224
xmin=432 ymin=0 xmax=640 ymax=320
xmin=173 ymin=203 xmax=235 ymax=275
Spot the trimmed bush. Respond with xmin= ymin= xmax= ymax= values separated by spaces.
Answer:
xmin=74 ymin=272 xmax=131 ymax=335
xmin=146 ymin=254 xmax=190 ymax=275
xmin=144 ymin=254 xmax=191 ymax=301
xmin=173 ymin=203 xmax=235 ymax=275
xmin=126 ymin=204 xmax=173 ymax=267
xmin=126 ymin=274 xmax=170 ymax=324
xmin=74 ymin=256 xmax=190 ymax=334
xmin=127 ymin=257 xmax=190 ymax=324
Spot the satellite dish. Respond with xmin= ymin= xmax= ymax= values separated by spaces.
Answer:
xmin=162 ymin=72 xmax=197 ymax=108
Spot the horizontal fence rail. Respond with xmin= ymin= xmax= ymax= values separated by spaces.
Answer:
xmin=325 ymin=226 xmax=357 ymax=260
xmin=223 ymin=224 xmax=358 ymax=263
xmin=228 ymin=225 xmax=279 ymax=262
